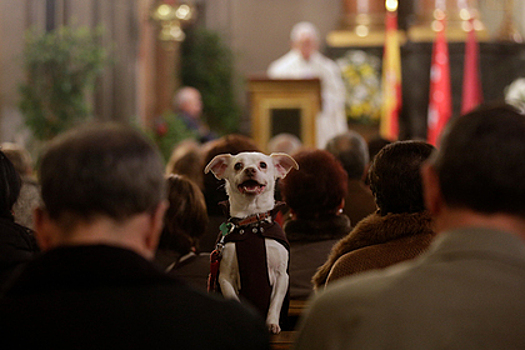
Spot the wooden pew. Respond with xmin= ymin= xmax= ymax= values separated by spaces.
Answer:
xmin=271 ymin=331 xmax=296 ymax=350
xmin=270 ymin=299 xmax=308 ymax=350
xmin=288 ymin=299 xmax=307 ymax=318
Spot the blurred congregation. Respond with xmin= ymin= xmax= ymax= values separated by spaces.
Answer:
xmin=0 ymin=0 xmax=525 ymax=349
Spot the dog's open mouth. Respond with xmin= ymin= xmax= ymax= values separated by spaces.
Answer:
xmin=238 ymin=180 xmax=266 ymax=195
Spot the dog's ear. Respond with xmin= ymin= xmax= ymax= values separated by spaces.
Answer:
xmin=204 ymin=154 xmax=232 ymax=180
xmin=270 ymin=153 xmax=299 ymax=179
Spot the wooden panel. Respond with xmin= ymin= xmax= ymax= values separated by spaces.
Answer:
xmin=248 ymin=78 xmax=321 ymax=151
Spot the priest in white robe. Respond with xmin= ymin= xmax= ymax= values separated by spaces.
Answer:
xmin=267 ymin=21 xmax=348 ymax=148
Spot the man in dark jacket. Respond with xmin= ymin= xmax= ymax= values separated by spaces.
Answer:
xmin=0 ymin=123 xmax=269 ymax=349
xmin=325 ymin=131 xmax=377 ymax=226
xmin=0 ymin=150 xmax=39 ymax=287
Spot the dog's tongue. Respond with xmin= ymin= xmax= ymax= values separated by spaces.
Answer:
xmin=239 ymin=181 xmax=265 ymax=195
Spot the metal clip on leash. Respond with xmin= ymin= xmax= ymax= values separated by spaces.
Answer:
xmin=207 ymin=222 xmax=235 ymax=292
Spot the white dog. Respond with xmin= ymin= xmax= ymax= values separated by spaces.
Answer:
xmin=205 ymin=151 xmax=298 ymax=334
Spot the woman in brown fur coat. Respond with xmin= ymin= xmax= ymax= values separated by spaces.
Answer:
xmin=313 ymin=141 xmax=437 ymax=290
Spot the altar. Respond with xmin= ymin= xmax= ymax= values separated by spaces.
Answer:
xmin=327 ymin=41 xmax=525 ymax=139
xmin=325 ymin=0 xmax=525 ymax=139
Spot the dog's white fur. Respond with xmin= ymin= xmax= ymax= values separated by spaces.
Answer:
xmin=205 ymin=152 xmax=298 ymax=334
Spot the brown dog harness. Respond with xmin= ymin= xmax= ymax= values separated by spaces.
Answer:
xmin=207 ymin=205 xmax=289 ymax=320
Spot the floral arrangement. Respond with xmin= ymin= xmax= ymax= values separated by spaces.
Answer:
xmin=505 ymin=77 xmax=525 ymax=108
xmin=337 ymin=50 xmax=382 ymax=124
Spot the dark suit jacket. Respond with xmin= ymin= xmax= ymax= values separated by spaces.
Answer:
xmin=284 ymin=215 xmax=352 ymax=300
xmin=343 ymin=179 xmax=376 ymax=226
xmin=0 ymin=245 xmax=269 ymax=349
xmin=0 ymin=217 xmax=39 ymax=287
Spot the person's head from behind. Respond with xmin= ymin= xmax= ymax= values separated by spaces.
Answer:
xmin=267 ymin=133 xmax=303 ymax=155
xmin=423 ymin=104 xmax=525 ymax=222
xmin=325 ymin=131 xmax=369 ymax=180
xmin=166 ymin=139 xmax=204 ymax=189
xmin=158 ymin=175 xmax=208 ymax=255
xmin=280 ymin=149 xmax=347 ymax=220
xmin=369 ymin=140 xmax=435 ymax=216
xmin=367 ymin=136 xmax=392 ymax=163
xmin=364 ymin=136 xmax=392 ymax=185
xmin=173 ymin=86 xmax=202 ymax=119
xmin=290 ymin=22 xmax=320 ymax=61
xmin=36 ymin=123 xmax=167 ymax=258
xmin=1 ymin=143 xmax=33 ymax=177
xmin=0 ymin=151 xmax=21 ymax=220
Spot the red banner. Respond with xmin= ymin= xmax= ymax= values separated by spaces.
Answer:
xmin=427 ymin=18 xmax=452 ymax=147
xmin=461 ymin=20 xmax=483 ymax=115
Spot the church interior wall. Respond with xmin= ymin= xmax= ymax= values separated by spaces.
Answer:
xmin=1 ymin=0 xmax=524 ymax=145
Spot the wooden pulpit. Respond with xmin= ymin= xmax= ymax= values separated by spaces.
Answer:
xmin=247 ymin=77 xmax=321 ymax=151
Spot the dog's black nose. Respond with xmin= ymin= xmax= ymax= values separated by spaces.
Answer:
xmin=244 ymin=167 xmax=256 ymax=176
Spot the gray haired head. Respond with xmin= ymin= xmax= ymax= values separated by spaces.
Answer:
xmin=290 ymin=21 xmax=319 ymax=43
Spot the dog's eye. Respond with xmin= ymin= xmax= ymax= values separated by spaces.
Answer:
xmin=234 ymin=162 xmax=243 ymax=171
xmin=260 ymin=162 xmax=267 ymax=169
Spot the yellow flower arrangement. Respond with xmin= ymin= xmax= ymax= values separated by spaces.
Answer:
xmin=337 ymin=50 xmax=382 ymax=124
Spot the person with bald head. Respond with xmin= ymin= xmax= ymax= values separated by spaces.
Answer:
xmin=267 ymin=22 xmax=348 ymax=148
xmin=173 ymin=86 xmax=216 ymax=143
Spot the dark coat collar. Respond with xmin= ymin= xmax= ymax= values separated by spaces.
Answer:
xmin=2 ymin=245 xmax=178 ymax=296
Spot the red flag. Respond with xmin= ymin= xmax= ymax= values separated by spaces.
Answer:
xmin=380 ymin=10 xmax=402 ymax=141
xmin=461 ymin=19 xmax=483 ymax=115
xmin=427 ymin=18 xmax=452 ymax=147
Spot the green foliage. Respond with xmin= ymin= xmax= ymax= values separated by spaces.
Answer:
xmin=148 ymin=112 xmax=198 ymax=162
xmin=19 ymin=26 xmax=108 ymax=140
xmin=180 ymin=27 xmax=241 ymax=135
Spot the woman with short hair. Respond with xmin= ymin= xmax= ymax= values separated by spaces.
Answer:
xmin=313 ymin=141 xmax=437 ymax=290
xmin=279 ymin=149 xmax=351 ymax=300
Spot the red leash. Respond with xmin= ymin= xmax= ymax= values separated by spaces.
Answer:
xmin=207 ymin=222 xmax=233 ymax=293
